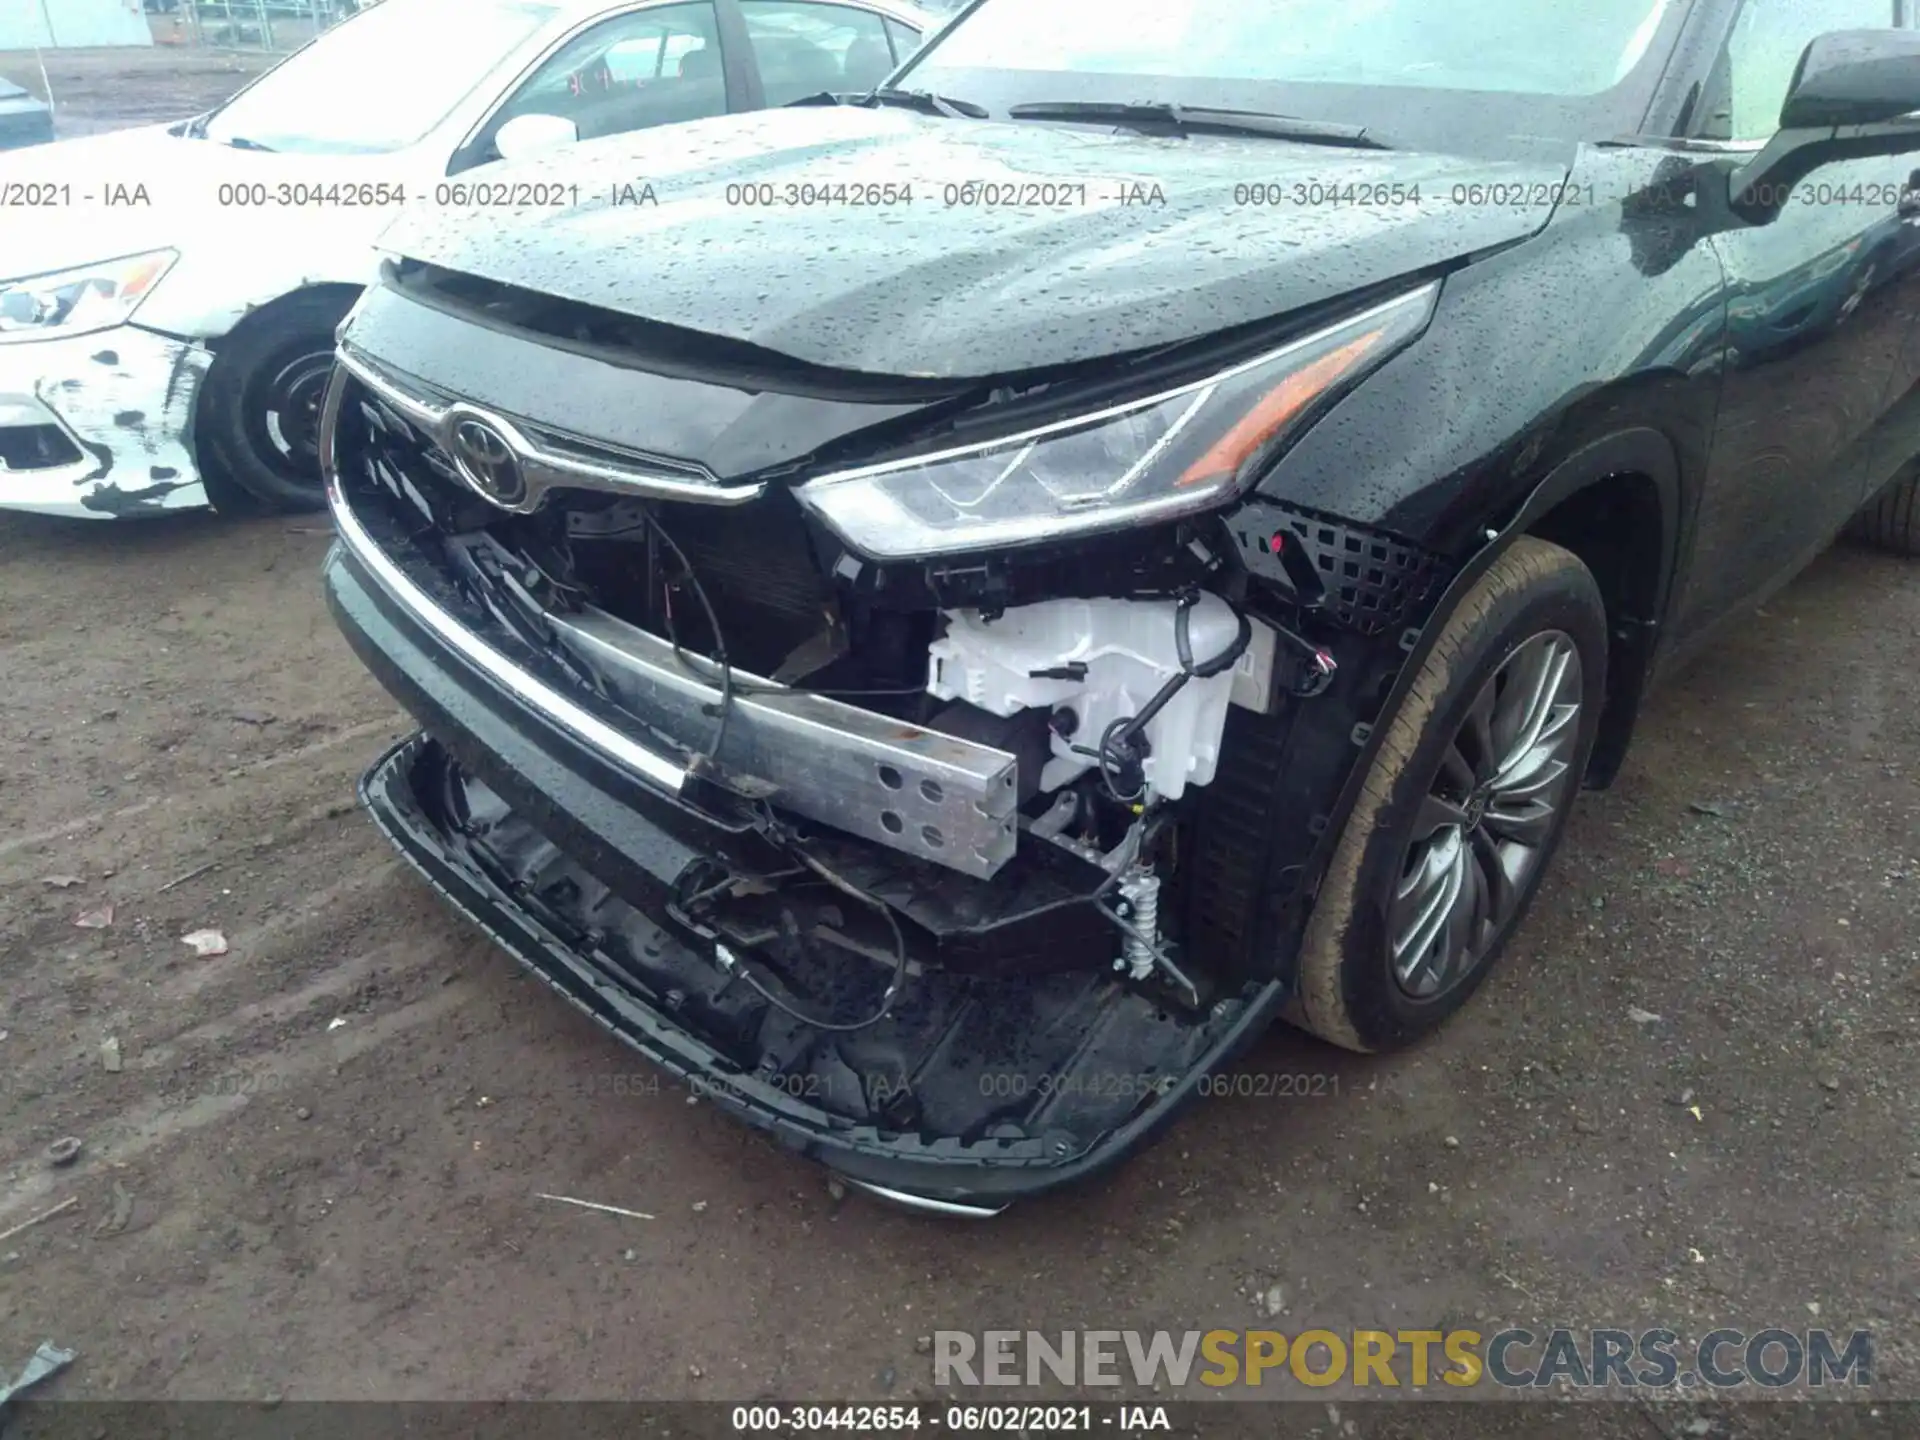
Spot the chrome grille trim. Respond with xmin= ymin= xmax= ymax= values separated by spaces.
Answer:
xmin=335 ymin=344 xmax=766 ymax=512
xmin=322 ymin=362 xmax=1021 ymax=879
xmin=323 ymin=497 xmax=693 ymax=800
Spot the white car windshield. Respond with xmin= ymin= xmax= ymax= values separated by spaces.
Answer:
xmin=203 ymin=0 xmax=562 ymax=155
xmin=910 ymin=0 xmax=1676 ymax=98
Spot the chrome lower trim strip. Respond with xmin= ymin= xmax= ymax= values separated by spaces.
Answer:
xmin=324 ymin=473 xmax=691 ymax=798
xmin=335 ymin=344 xmax=767 ymax=512
xmin=844 ymin=1179 xmax=1007 ymax=1218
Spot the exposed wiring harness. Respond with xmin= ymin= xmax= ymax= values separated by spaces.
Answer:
xmin=1074 ymin=589 xmax=1253 ymax=803
xmin=589 ymin=509 xmax=929 ymax=711
xmin=709 ymin=835 xmax=911 ymax=1035
xmin=574 ymin=510 xmax=903 ymax=1032
xmin=638 ymin=506 xmax=738 ymax=766
xmin=604 ymin=507 xmax=913 ymax=1033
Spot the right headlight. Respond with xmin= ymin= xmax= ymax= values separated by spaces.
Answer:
xmin=796 ymin=280 xmax=1439 ymax=560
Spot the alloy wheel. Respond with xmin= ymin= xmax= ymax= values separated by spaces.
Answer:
xmin=1389 ymin=630 xmax=1584 ymax=1000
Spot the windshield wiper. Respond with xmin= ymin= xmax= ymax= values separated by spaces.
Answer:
xmin=866 ymin=86 xmax=986 ymax=119
xmin=222 ymin=135 xmax=277 ymax=152
xmin=856 ymin=86 xmax=989 ymax=118
xmin=1006 ymin=101 xmax=1389 ymax=149
xmin=786 ymin=86 xmax=989 ymax=118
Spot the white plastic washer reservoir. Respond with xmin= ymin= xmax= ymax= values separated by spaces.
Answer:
xmin=926 ymin=595 xmax=1242 ymax=801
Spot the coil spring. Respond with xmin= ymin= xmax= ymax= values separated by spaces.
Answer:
xmin=1118 ymin=867 xmax=1161 ymax=980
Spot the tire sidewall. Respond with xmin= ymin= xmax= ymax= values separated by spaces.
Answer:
xmin=199 ymin=291 xmax=355 ymax=513
xmin=1331 ymin=556 xmax=1608 ymax=1050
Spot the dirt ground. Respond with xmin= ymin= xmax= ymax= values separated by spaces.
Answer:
xmin=0 ymin=47 xmax=279 ymax=139
xmin=2 ymin=51 xmax=1919 ymax=1438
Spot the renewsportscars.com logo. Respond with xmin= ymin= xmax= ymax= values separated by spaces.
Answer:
xmin=933 ymin=1329 xmax=1873 ymax=1391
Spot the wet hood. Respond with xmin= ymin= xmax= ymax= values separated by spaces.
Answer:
xmin=376 ymin=107 xmax=1566 ymax=378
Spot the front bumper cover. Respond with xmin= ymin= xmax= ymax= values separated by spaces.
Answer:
xmin=0 ymin=324 xmax=211 ymax=519
xmin=324 ymin=499 xmax=1289 ymax=1209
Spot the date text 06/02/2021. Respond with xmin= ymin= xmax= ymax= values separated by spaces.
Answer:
xmin=729 ymin=1405 xmax=1172 ymax=1434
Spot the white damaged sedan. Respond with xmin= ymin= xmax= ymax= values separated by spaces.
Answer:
xmin=0 ymin=0 xmax=931 ymax=518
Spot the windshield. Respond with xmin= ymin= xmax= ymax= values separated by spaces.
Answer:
xmin=203 ymin=0 xmax=561 ymax=155
xmin=897 ymin=0 xmax=1685 ymax=152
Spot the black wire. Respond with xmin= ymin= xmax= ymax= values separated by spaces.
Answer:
xmin=639 ymin=507 xmax=735 ymax=764
xmin=1094 ymin=716 xmax=1148 ymax=803
xmin=724 ymin=842 xmax=910 ymax=1034
xmin=1074 ymin=591 xmax=1253 ymax=804
xmin=589 ymin=518 xmax=912 ymax=1030
xmin=584 ymin=517 xmax=925 ymax=705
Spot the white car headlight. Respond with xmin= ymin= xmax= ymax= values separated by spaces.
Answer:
xmin=796 ymin=281 xmax=1439 ymax=560
xmin=0 ymin=250 xmax=177 ymax=344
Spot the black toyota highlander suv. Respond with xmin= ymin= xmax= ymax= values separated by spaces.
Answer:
xmin=321 ymin=0 xmax=1920 ymax=1213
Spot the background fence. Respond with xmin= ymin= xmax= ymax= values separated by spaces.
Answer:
xmin=147 ymin=0 xmax=367 ymax=53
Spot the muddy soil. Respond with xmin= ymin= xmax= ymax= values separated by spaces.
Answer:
xmin=6 ymin=494 xmax=1917 ymax=1437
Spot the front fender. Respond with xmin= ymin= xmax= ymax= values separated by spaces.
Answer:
xmin=1187 ymin=145 xmax=1733 ymax=989
xmin=1251 ymin=144 xmax=1727 ymax=558
xmin=135 ymin=216 xmax=389 ymax=339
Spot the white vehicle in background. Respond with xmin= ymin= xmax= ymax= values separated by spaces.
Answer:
xmin=0 ymin=0 xmax=932 ymax=518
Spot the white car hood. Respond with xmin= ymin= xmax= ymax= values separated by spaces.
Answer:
xmin=1 ymin=125 xmax=411 ymax=332
xmin=0 ymin=127 xmax=191 ymax=277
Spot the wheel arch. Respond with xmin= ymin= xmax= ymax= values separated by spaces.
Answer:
xmin=200 ymin=281 xmax=364 ymax=357
xmin=1502 ymin=428 xmax=1682 ymax=788
xmin=192 ymin=283 xmax=363 ymax=514
xmin=1193 ymin=413 xmax=1692 ymax=991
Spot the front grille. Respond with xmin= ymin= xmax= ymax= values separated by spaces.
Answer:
xmin=337 ymin=371 xmax=831 ymax=680
xmin=348 ymin=382 xmax=490 ymax=530
xmin=347 ymin=347 xmax=717 ymax=487
xmin=331 ymin=396 xmax=1027 ymax=880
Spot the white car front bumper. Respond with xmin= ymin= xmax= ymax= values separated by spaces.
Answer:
xmin=0 ymin=324 xmax=213 ymax=519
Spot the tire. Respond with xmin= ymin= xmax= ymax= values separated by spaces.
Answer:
xmin=1290 ymin=537 xmax=1608 ymax=1053
xmin=196 ymin=289 xmax=355 ymax=513
xmin=1849 ymin=466 xmax=1920 ymax=557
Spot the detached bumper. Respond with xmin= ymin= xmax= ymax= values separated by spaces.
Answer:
xmin=0 ymin=324 xmax=211 ymax=519
xmin=323 ymin=494 xmax=1286 ymax=1211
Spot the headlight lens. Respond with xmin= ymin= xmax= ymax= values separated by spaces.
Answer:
xmin=0 ymin=250 xmax=177 ymax=343
xmin=797 ymin=280 xmax=1438 ymax=559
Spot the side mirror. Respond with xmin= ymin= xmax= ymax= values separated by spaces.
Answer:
xmin=1780 ymin=27 xmax=1920 ymax=128
xmin=494 ymin=112 xmax=579 ymax=160
xmin=1731 ymin=29 xmax=1920 ymax=223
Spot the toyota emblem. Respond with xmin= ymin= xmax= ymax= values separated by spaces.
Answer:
xmin=448 ymin=413 xmax=527 ymax=507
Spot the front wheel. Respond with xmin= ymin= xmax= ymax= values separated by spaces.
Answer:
xmin=197 ymin=290 xmax=355 ymax=513
xmin=1848 ymin=464 xmax=1920 ymax=557
xmin=1289 ymin=536 xmax=1608 ymax=1053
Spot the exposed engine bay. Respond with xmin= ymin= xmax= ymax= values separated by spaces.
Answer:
xmin=461 ymin=481 xmax=1313 ymax=1009
xmin=321 ymin=272 xmax=1447 ymax=1202
xmin=326 ymin=379 xmax=1370 ymax=1188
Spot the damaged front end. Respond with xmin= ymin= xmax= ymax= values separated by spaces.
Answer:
xmin=323 ymin=269 xmax=1445 ymax=1209
xmin=0 ymin=326 xmax=212 ymax=519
